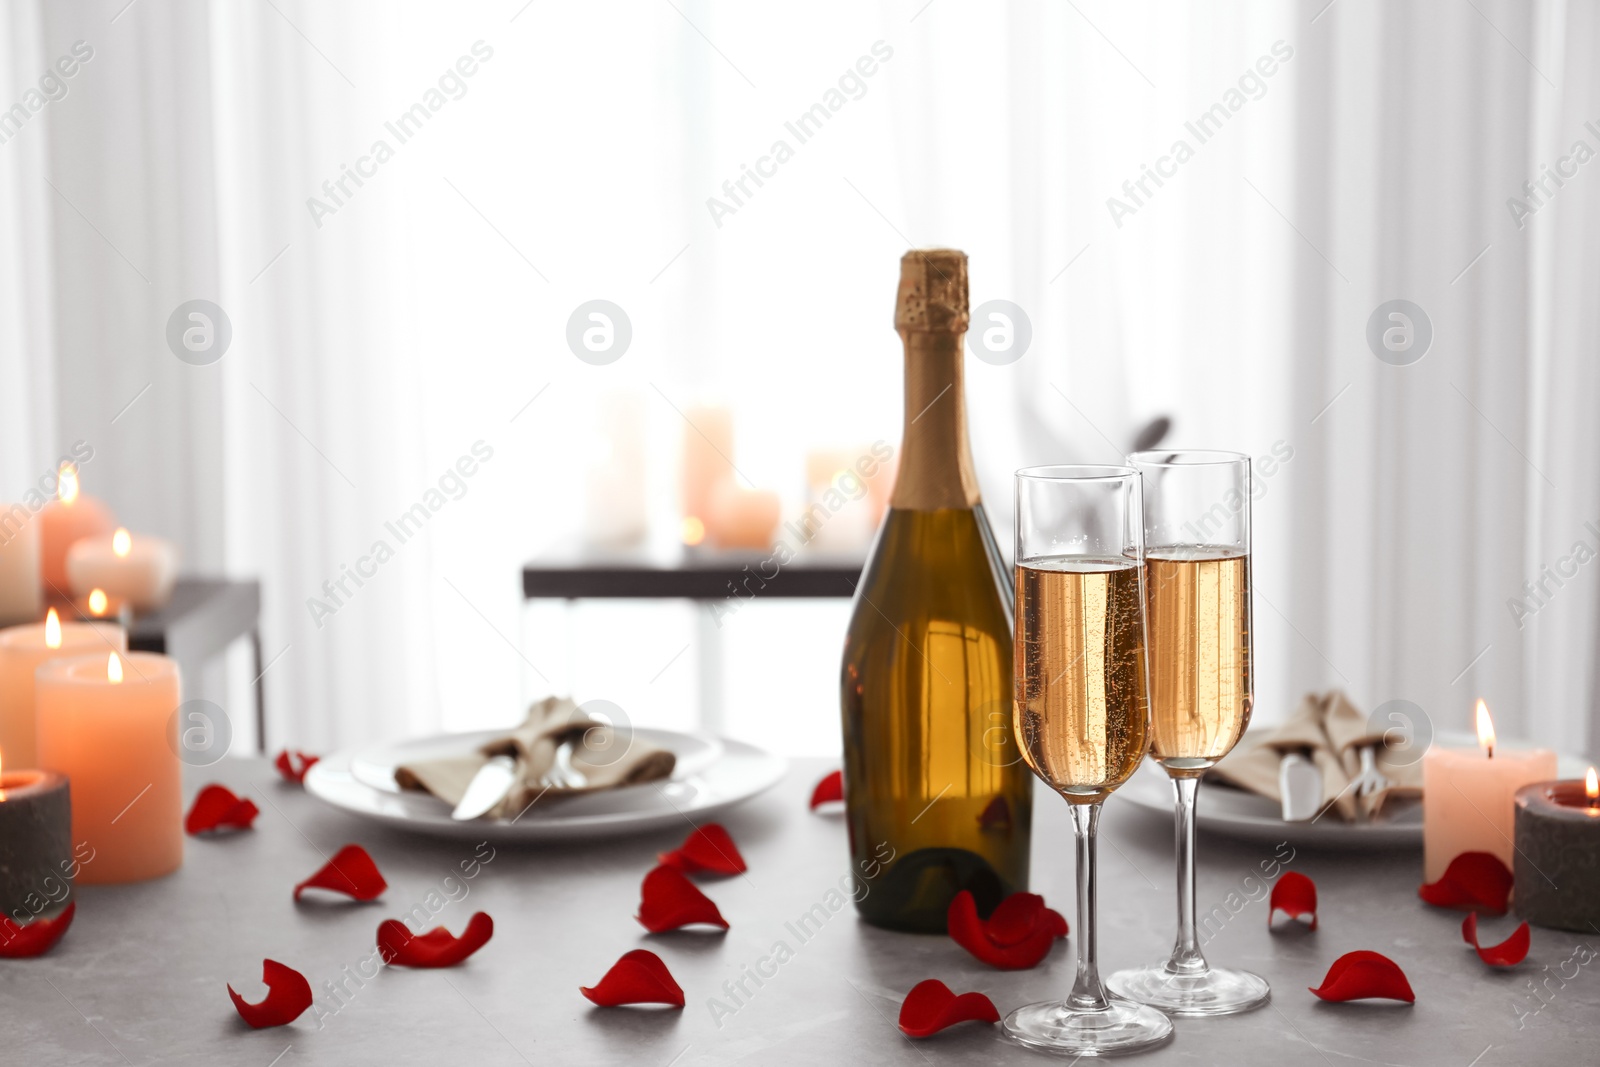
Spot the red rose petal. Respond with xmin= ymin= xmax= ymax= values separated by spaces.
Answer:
xmin=1308 ymin=950 xmax=1416 ymax=1003
xmin=947 ymin=890 xmax=1068 ymax=970
xmin=977 ymin=796 xmax=1012 ymax=832
xmin=228 ymin=959 xmax=314 ymax=1028
xmin=898 ymin=979 xmax=1001 ymax=1038
xmin=658 ymin=823 xmax=746 ymax=876
xmin=1462 ymin=913 xmax=1530 ymax=967
xmin=274 ymin=749 xmax=320 ymax=784
xmin=580 ymin=949 xmax=685 ymax=1007
xmin=293 ymin=844 xmax=387 ymax=902
xmin=0 ymin=902 xmax=75 ymax=958
xmin=809 ymin=770 xmax=843 ymax=811
xmin=636 ymin=865 xmax=729 ymax=933
xmin=1269 ymin=871 xmax=1318 ymax=930
xmin=185 ymin=784 xmax=260 ymax=835
xmin=378 ymin=912 xmax=494 ymax=968
xmin=1419 ymin=852 xmax=1513 ymax=915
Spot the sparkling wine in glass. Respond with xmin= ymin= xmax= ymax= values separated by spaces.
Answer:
xmin=1108 ymin=450 xmax=1270 ymax=1016
xmin=1002 ymin=466 xmax=1173 ymax=1056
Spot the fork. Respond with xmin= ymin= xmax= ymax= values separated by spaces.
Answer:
xmin=1350 ymin=744 xmax=1392 ymax=799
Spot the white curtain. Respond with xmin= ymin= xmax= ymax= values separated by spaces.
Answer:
xmin=5 ymin=0 xmax=1599 ymax=759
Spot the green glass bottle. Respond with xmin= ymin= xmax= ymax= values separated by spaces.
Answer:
xmin=840 ymin=249 xmax=1032 ymax=932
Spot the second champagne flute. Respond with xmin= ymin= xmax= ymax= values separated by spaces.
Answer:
xmin=1108 ymin=450 xmax=1269 ymax=1015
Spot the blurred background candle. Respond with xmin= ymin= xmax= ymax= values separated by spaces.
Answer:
xmin=35 ymin=651 xmax=183 ymax=884
xmin=680 ymin=405 xmax=734 ymax=542
xmin=0 ymin=505 xmax=44 ymax=626
xmin=65 ymin=528 xmax=178 ymax=612
xmin=0 ymin=609 xmax=127 ymax=767
xmin=705 ymin=483 xmax=780 ymax=550
xmin=0 ymin=754 xmax=73 ymax=920
xmin=1513 ymin=768 xmax=1600 ymax=931
xmin=72 ymin=587 xmax=132 ymax=626
xmin=1423 ymin=699 xmax=1557 ymax=881
xmin=38 ymin=464 xmax=116 ymax=596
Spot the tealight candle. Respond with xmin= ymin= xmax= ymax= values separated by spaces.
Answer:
xmin=0 ymin=754 xmax=73 ymax=922
xmin=72 ymin=587 xmax=132 ymax=626
xmin=1512 ymin=769 xmax=1600 ymax=931
xmin=65 ymin=527 xmax=178 ymax=612
xmin=705 ymin=483 xmax=781 ymax=550
xmin=35 ymin=651 xmax=183 ymax=884
xmin=38 ymin=464 xmax=116 ymax=595
xmin=0 ymin=505 xmax=43 ymax=626
xmin=0 ymin=609 xmax=127 ymax=767
xmin=1422 ymin=700 xmax=1557 ymax=881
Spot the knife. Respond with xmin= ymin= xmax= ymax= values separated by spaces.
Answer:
xmin=1278 ymin=751 xmax=1322 ymax=822
xmin=451 ymin=755 xmax=518 ymax=821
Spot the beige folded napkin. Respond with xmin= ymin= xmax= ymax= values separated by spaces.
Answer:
xmin=1206 ymin=690 xmax=1423 ymax=821
xmin=394 ymin=696 xmax=676 ymax=819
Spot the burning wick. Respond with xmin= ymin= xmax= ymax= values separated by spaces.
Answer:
xmin=1475 ymin=699 xmax=1496 ymax=760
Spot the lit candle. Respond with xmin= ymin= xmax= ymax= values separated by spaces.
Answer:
xmin=35 ymin=651 xmax=183 ymax=884
xmin=1422 ymin=699 xmax=1557 ymax=881
xmin=38 ymin=464 xmax=116 ymax=596
xmin=681 ymin=405 xmax=734 ymax=539
xmin=0 ymin=746 xmax=73 ymax=922
xmin=0 ymin=504 xmax=43 ymax=626
xmin=1512 ymin=766 xmax=1600 ymax=931
xmin=65 ymin=527 xmax=178 ymax=612
xmin=0 ymin=609 xmax=127 ymax=767
xmin=705 ymin=482 xmax=781 ymax=550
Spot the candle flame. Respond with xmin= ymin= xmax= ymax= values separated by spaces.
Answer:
xmin=0 ymin=745 xmax=5 ymax=801
xmin=88 ymin=589 xmax=108 ymax=615
xmin=1475 ymin=699 xmax=1496 ymax=757
xmin=1587 ymin=767 xmax=1598 ymax=803
xmin=112 ymin=528 xmax=131 ymax=557
xmin=681 ymin=515 xmax=706 ymax=546
xmin=108 ymin=652 xmax=123 ymax=684
xmin=58 ymin=462 xmax=79 ymax=505
xmin=44 ymin=607 xmax=61 ymax=649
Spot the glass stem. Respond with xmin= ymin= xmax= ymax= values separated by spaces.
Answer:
xmin=1067 ymin=801 xmax=1110 ymax=1012
xmin=1167 ymin=776 xmax=1208 ymax=976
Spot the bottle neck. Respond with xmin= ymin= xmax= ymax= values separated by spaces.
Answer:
xmin=892 ymin=331 xmax=981 ymax=510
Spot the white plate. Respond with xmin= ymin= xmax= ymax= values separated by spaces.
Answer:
xmin=304 ymin=728 xmax=786 ymax=842
xmin=1118 ymin=731 xmax=1590 ymax=850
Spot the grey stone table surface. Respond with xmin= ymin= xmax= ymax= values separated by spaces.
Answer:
xmin=3 ymin=756 xmax=1592 ymax=1066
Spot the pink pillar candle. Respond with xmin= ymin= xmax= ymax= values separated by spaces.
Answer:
xmin=65 ymin=528 xmax=178 ymax=612
xmin=38 ymin=467 xmax=116 ymax=595
xmin=1422 ymin=700 xmax=1556 ymax=881
xmin=35 ymin=651 xmax=183 ymax=884
xmin=0 ymin=504 xmax=43 ymax=626
xmin=0 ymin=611 xmax=126 ymax=767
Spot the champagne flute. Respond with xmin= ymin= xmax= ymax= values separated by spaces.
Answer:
xmin=1107 ymin=450 xmax=1269 ymax=1015
xmin=1003 ymin=466 xmax=1173 ymax=1056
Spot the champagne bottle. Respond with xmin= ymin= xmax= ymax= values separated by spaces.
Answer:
xmin=840 ymin=249 xmax=1032 ymax=932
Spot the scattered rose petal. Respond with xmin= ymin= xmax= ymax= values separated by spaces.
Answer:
xmin=658 ymin=823 xmax=746 ymax=876
xmin=580 ymin=949 xmax=685 ymax=1007
xmin=274 ymin=750 xmax=320 ymax=784
xmin=636 ymin=865 xmax=729 ymax=933
xmin=947 ymin=890 xmax=1067 ymax=970
xmin=810 ymin=770 xmax=843 ymax=811
xmin=0 ymin=902 xmax=75 ymax=958
xmin=1419 ymin=852 xmax=1513 ymax=915
xmin=228 ymin=959 xmax=314 ymax=1028
xmin=293 ymin=844 xmax=387 ymax=902
xmin=1462 ymin=913 xmax=1530 ymax=967
xmin=1269 ymin=871 xmax=1318 ymax=930
xmin=378 ymin=912 xmax=494 ymax=968
xmin=1308 ymin=950 xmax=1415 ymax=1003
xmin=977 ymin=796 xmax=1012 ymax=832
xmin=898 ymin=979 xmax=1000 ymax=1038
xmin=185 ymin=784 xmax=260 ymax=835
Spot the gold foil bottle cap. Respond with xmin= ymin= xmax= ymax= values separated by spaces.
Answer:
xmin=894 ymin=249 xmax=968 ymax=333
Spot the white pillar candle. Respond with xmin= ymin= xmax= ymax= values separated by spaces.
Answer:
xmin=0 ymin=504 xmax=43 ymax=626
xmin=65 ymin=528 xmax=178 ymax=612
xmin=35 ymin=651 xmax=183 ymax=884
xmin=0 ymin=609 xmax=126 ymax=767
xmin=1422 ymin=700 xmax=1557 ymax=881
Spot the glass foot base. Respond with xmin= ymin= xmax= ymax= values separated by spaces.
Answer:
xmin=1107 ymin=963 xmax=1270 ymax=1017
xmin=1002 ymin=998 xmax=1173 ymax=1057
